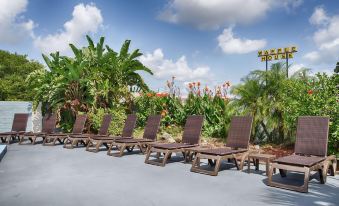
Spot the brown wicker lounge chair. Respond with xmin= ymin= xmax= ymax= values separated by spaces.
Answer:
xmin=43 ymin=114 xmax=87 ymax=146
xmin=63 ymin=114 xmax=112 ymax=149
xmin=145 ymin=115 xmax=204 ymax=167
xmin=19 ymin=114 xmax=57 ymax=145
xmin=190 ymin=116 xmax=253 ymax=176
xmin=86 ymin=114 xmax=137 ymax=153
xmin=0 ymin=113 xmax=29 ymax=144
xmin=268 ymin=116 xmax=337 ymax=193
xmin=110 ymin=115 xmax=161 ymax=157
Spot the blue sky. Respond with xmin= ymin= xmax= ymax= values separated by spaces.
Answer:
xmin=1 ymin=0 xmax=338 ymax=93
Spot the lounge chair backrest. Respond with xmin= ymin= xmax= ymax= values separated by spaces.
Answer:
xmin=121 ymin=114 xmax=137 ymax=137
xmin=42 ymin=114 xmax=57 ymax=133
xmin=71 ymin=114 xmax=87 ymax=134
xmin=143 ymin=115 xmax=161 ymax=140
xmin=226 ymin=116 xmax=253 ymax=149
xmin=295 ymin=116 xmax=329 ymax=157
xmin=98 ymin=114 xmax=112 ymax=135
xmin=12 ymin=113 xmax=29 ymax=132
xmin=182 ymin=115 xmax=204 ymax=145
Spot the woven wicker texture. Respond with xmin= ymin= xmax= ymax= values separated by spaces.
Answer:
xmin=11 ymin=113 xmax=29 ymax=132
xmin=226 ymin=116 xmax=253 ymax=149
xmin=41 ymin=114 xmax=57 ymax=134
xmin=274 ymin=154 xmax=326 ymax=167
xmin=142 ymin=115 xmax=161 ymax=140
xmin=199 ymin=148 xmax=248 ymax=156
xmin=294 ymin=116 xmax=329 ymax=157
xmin=71 ymin=114 xmax=87 ymax=134
xmin=121 ymin=114 xmax=137 ymax=137
xmin=152 ymin=143 xmax=196 ymax=149
xmin=182 ymin=115 xmax=204 ymax=145
xmin=98 ymin=114 xmax=112 ymax=135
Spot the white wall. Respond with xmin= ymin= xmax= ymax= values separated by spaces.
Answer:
xmin=0 ymin=101 xmax=38 ymax=132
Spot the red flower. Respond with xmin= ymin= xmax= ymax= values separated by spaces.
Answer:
xmin=307 ymin=90 xmax=313 ymax=95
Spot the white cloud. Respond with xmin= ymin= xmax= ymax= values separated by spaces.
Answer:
xmin=34 ymin=3 xmax=103 ymax=54
xmin=139 ymin=48 xmax=214 ymax=83
xmin=309 ymin=7 xmax=329 ymax=26
xmin=0 ymin=0 xmax=35 ymax=44
xmin=159 ymin=0 xmax=303 ymax=29
xmin=289 ymin=63 xmax=306 ymax=75
xmin=304 ymin=7 xmax=339 ymax=64
xmin=217 ymin=27 xmax=266 ymax=54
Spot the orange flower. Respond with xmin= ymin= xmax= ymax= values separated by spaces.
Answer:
xmin=146 ymin=93 xmax=153 ymax=97
xmin=161 ymin=109 xmax=168 ymax=117
xmin=197 ymin=82 xmax=201 ymax=87
xmin=307 ymin=90 xmax=313 ymax=95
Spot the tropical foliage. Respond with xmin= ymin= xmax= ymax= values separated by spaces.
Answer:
xmin=27 ymin=36 xmax=152 ymax=132
xmin=0 ymin=50 xmax=44 ymax=101
xmin=23 ymin=35 xmax=337 ymax=155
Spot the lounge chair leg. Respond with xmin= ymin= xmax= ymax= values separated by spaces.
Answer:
xmin=239 ymin=152 xmax=249 ymax=170
xmin=212 ymin=157 xmax=222 ymax=176
xmin=137 ymin=143 xmax=145 ymax=154
xmin=52 ymin=138 xmax=59 ymax=145
xmin=117 ymin=144 xmax=126 ymax=157
xmin=144 ymin=147 xmax=152 ymax=163
xmin=95 ymin=141 xmax=102 ymax=152
xmin=18 ymin=136 xmax=24 ymax=144
xmin=107 ymin=144 xmax=114 ymax=156
xmin=161 ymin=151 xmax=171 ymax=167
xmin=32 ymin=137 xmax=37 ymax=145
xmin=6 ymin=136 xmax=11 ymax=144
xmin=71 ymin=139 xmax=77 ymax=148
xmin=233 ymin=157 xmax=240 ymax=170
xmin=319 ymin=168 xmax=325 ymax=184
xmin=302 ymin=167 xmax=310 ymax=192
xmin=191 ymin=153 xmax=201 ymax=169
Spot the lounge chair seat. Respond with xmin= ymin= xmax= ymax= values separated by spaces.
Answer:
xmin=0 ymin=131 xmax=19 ymax=135
xmin=115 ymin=138 xmax=154 ymax=143
xmin=109 ymin=115 xmax=161 ymax=157
xmin=86 ymin=114 xmax=137 ymax=153
xmin=274 ymin=155 xmax=325 ymax=167
xmin=191 ymin=116 xmax=253 ymax=176
xmin=268 ymin=116 xmax=336 ymax=193
xmin=0 ymin=113 xmax=29 ymax=144
xmin=19 ymin=114 xmax=57 ymax=145
xmin=44 ymin=114 xmax=87 ymax=146
xmin=91 ymin=135 xmax=132 ymax=140
xmin=152 ymin=143 xmax=197 ymax=149
xmin=23 ymin=132 xmax=46 ymax=136
xmin=199 ymin=148 xmax=248 ymax=156
xmin=145 ymin=115 xmax=204 ymax=167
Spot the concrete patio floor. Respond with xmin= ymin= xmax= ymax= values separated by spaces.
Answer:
xmin=0 ymin=144 xmax=338 ymax=206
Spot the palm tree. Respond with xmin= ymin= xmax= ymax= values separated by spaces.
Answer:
xmin=28 ymin=35 xmax=153 ymax=131
xmin=231 ymin=62 xmax=289 ymax=143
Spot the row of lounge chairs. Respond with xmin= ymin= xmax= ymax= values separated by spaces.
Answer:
xmin=0 ymin=113 xmax=336 ymax=193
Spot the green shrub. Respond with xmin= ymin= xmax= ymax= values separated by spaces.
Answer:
xmin=88 ymin=107 xmax=127 ymax=135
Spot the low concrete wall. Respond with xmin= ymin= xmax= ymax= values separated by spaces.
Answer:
xmin=0 ymin=101 xmax=35 ymax=132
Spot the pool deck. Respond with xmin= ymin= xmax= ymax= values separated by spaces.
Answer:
xmin=0 ymin=144 xmax=338 ymax=206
